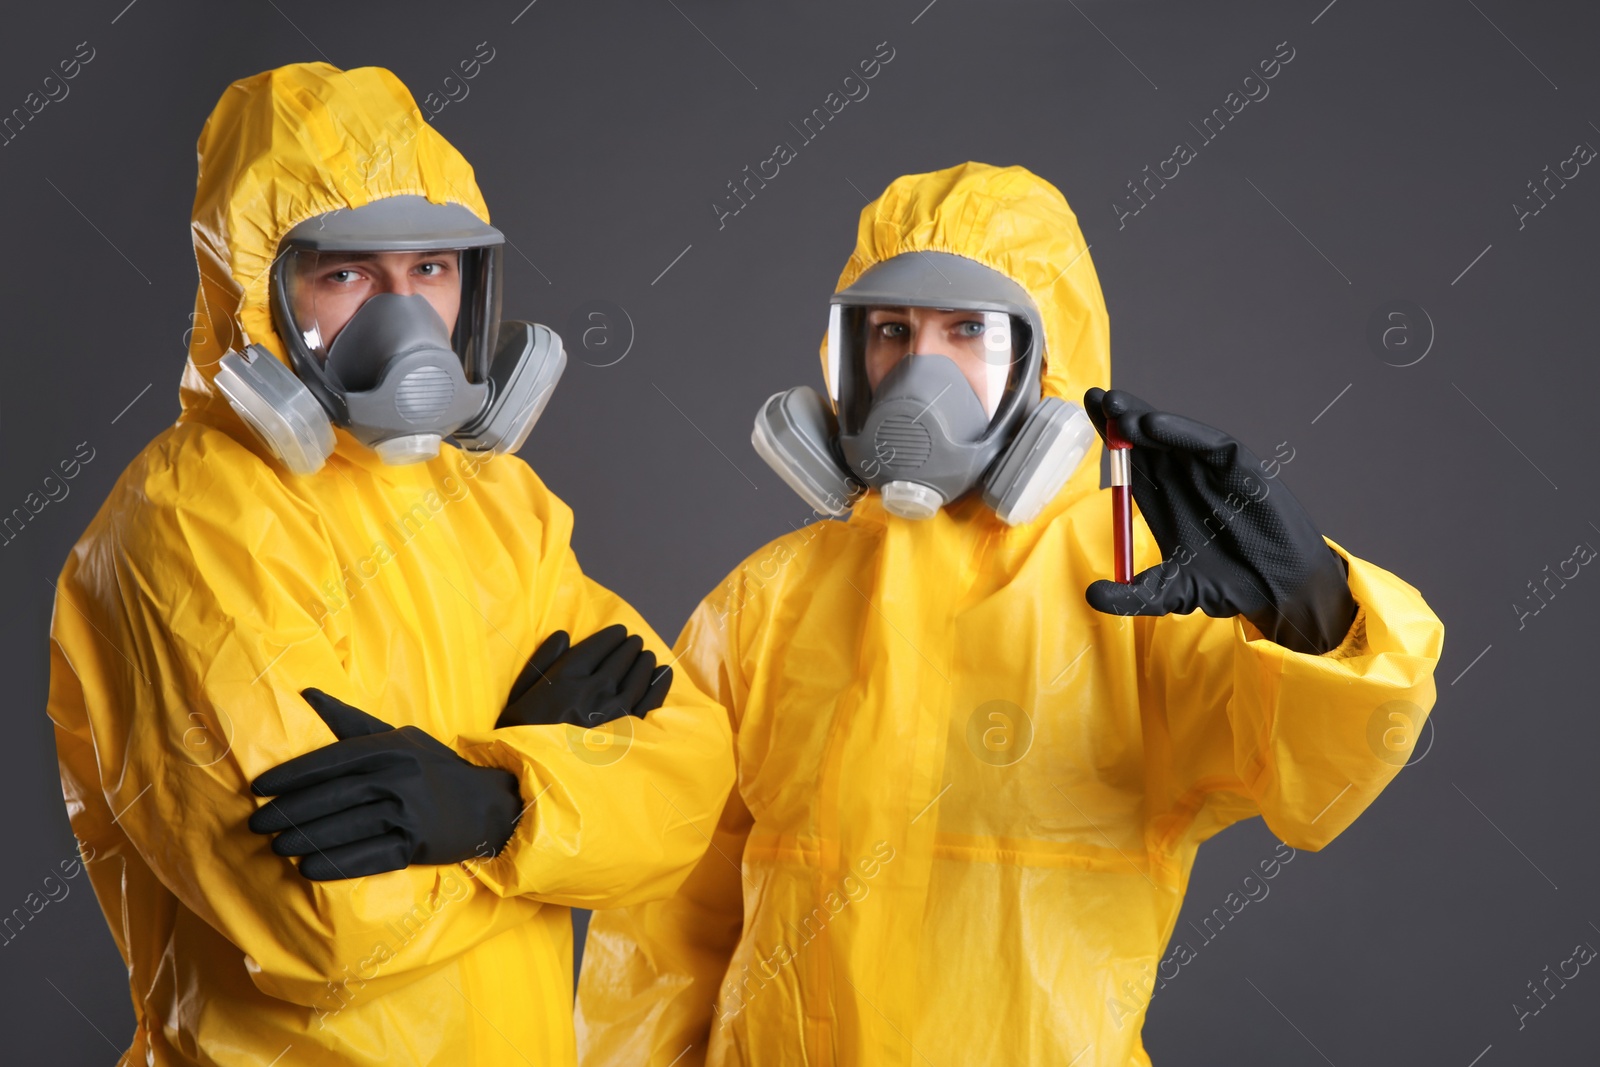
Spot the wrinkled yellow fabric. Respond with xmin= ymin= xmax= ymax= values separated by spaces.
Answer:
xmin=48 ymin=62 xmax=734 ymax=1067
xmin=574 ymin=163 xmax=1445 ymax=1067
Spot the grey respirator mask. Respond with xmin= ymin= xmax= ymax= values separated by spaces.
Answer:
xmin=214 ymin=195 xmax=566 ymax=475
xmin=752 ymin=252 xmax=1095 ymax=524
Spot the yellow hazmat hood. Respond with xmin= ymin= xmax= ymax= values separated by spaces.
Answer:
xmin=180 ymin=62 xmax=492 ymax=417
xmin=825 ymin=162 xmax=1110 ymax=415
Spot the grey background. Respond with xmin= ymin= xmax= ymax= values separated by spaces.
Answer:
xmin=2 ymin=0 xmax=1595 ymax=1062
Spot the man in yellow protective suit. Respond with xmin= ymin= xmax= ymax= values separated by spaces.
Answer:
xmin=574 ymin=163 xmax=1445 ymax=1066
xmin=47 ymin=62 xmax=734 ymax=1066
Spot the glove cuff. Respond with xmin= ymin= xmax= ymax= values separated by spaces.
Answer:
xmin=480 ymin=768 xmax=524 ymax=858
xmin=1247 ymin=546 xmax=1357 ymax=655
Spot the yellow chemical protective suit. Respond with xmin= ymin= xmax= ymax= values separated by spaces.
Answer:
xmin=47 ymin=62 xmax=734 ymax=1067
xmin=574 ymin=163 xmax=1445 ymax=1066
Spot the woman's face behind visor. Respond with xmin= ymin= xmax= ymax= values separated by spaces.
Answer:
xmin=862 ymin=305 xmax=1015 ymax=418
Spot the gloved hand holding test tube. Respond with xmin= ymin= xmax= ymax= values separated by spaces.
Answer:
xmin=1082 ymin=387 xmax=1358 ymax=654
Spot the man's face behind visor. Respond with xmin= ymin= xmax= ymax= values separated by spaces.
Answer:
xmin=862 ymin=305 xmax=1014 ymax=418
xmin=289 ymin=249 xmax=463 ymax=355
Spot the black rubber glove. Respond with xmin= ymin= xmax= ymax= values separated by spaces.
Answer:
xmin=497 ymin=624 xmax=673 ymax=729
xmin=1082 ymin=388 xmax=1357 ymax=655
xmin=249 ymin=689 xmax=523 ymax=881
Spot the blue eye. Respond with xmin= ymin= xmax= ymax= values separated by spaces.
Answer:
xmin=958 ymin=321 xmax=984 ymax=337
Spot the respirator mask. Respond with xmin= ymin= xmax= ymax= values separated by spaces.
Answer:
xmin=752 ymin=252 xmax=1094 ymax=524
xmin=215 ymin=195 xmax=566 ymax=474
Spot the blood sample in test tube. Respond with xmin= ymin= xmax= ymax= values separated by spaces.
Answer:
xmin=1106 ymin=420 xmax=1134 ymax=583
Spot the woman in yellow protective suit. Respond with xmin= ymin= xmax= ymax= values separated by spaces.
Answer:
xmin=48 ymin=63 xmax=733 ymax=1066
xmin=574 ymin=163 xmax=1445 ymax=1065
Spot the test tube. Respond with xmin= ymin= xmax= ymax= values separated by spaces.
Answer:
xmin=1107 ymin=421 xmax=1133 ymax=583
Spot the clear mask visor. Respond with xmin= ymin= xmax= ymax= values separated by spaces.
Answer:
xmin=280 ymin=246 xmax=491 ymax=384
xmin=827 ymin=302 xmax=1031 ymax=435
